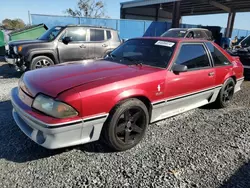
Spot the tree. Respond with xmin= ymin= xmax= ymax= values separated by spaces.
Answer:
xmin=65 ymin=0 xmax=108 ymax=18
xmin=2 ymin=18 xmax=25 ymax=30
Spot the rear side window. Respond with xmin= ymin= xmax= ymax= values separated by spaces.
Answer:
xmin=194 ymin=31 xmax=202 ymax=38
xmin=106 ymin=30 xmax=111 ymax=39
xmin=206 ymin=42 xmax=231 ymax=66
xmin=205 ymin=31 xmax=213 ymax=40
xmin=175 ymin=44 xmax=210 ymax=70
xmin=90 ymin=29 xmax=105 ymax=41
xmin=201 ymin=31 xmax=208 ymax=39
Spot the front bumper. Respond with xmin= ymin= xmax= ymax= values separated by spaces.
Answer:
xmin=5 ymin=56 xmax=18 ymax=64
xmin=10 ymin=87 xmax=108 ymax=149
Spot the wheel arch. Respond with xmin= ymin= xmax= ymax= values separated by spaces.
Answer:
xmin=223 ymin=71 xmax=237 ymax=85
xmin=109 ymin=91 xmax=153 ymax=121
xmin=27 ymin=50 xmax=59 ymax=64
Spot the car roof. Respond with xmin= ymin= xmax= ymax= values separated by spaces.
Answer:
xmin=134 ymin=37 xmax=210 ymax=43
xmin=169 ymin=28 xmax=209 ymax=32
xmin=64 ymin=25 xmax=117 ymax=31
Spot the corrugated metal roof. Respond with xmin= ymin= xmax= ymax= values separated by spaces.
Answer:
xmin=121 ymin=0 xmax=250 ymax=16
xmin=121 ymin=0 xmax=179 ymax=8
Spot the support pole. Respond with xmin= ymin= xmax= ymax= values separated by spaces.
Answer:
xmin=28 ymin=10 xmax=31 ymax=25
xmin=225 ymin=12 xmax=236 ymax=38
xmin=155 ymin=7 xmax=159 ymax=21
xmin=120 ymin=7 xmax=125 ymax=19
xmin=171 ymin=1 xmax=181 ymax=28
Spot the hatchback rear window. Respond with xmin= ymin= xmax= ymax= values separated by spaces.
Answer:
xmin=161 ymin=30 xmax=187 ymax=38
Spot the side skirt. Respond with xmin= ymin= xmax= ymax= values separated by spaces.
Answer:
xmin=150 ymin=86 xmax=221 ymax=123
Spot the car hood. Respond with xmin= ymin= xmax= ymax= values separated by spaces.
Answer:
xmin=21 ymin=60 xmax=161 ymax=98
xmin=8 ymin=39 xmax=48 ymax=46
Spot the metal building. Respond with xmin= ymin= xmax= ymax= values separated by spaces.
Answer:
xmin=120 ymin=0 xmax=250 ymax=37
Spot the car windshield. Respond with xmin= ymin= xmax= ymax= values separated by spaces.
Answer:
xmin=106 ymin=39 xmax=176 ymax=68
xmin=240 ymin=35 xmax=250 ymax=47
xmin=161 ymin=29 xmax=187 ymax=38
xmin=38 ymin=26 xmax=63 ymax=41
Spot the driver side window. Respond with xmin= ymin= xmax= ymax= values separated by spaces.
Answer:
xmin=62 ymin=28 xmax=87 ymax=42
xmin=175 ymin=44 xmax=211 ymax=70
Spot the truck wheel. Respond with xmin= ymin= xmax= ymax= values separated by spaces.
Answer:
xmin=214 ymin=78 xmax=235 ymax=108
xmin=30 ymin=56 xmax=54 ymax=70
xmin=102 ymin=98 xmax=149 ymax=151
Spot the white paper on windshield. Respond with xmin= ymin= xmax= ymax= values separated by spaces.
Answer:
xmin=180 ymin=31 xmax=186 ymax=33
xmin=155 ymin=41 xmax=175 ymax=47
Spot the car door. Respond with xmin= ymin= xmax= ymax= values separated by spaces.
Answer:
xmin=57 ymin=27 xmax=88 ymax=63
xmin=89 ymin=28 xmax=109 ymax=58
xmin=162 ymin=43 xmax=216 ymax=117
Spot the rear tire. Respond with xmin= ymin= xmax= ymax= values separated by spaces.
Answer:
xmin=30 ymin=56 xmax=54 ymax=70
xmin=214 ymin=78 xmax=235 ymax=108
xmin=102 ymin=98 xmax=149 ymax=151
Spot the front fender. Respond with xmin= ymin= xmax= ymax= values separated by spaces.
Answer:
xmin=25 ymin=49 xmax=59 ymax=64
xmin=112 ymin=89 xmax=151 ymax=107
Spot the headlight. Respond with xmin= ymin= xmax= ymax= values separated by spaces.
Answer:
xmin=13 ymin=46 xmax=18 ymax=54
xmin=13 ymin=46 xmax=23 ymax=54
xmin=5 ymin=44 xmax=9 ymax=51
xmin=32 ymin=94 xmax=78 ymax=118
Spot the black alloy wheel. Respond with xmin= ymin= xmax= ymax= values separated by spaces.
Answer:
xmin=102 ymin=98 xmax=149 ymax=151
xmin=222 ymin=81 xmax=234 ymax=104
xmin=214 ymin=77 xmax=235 ymax=108
xmin=115 ymin=107 xmax=146 ymax=145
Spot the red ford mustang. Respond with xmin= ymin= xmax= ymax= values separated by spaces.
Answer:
xmin=11 ymin=37 xmax=244 ymax=151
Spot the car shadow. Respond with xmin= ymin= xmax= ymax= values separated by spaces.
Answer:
xmin=219 ymin=162 xmax=250 ymax=188
xmin=0 ymin=62 xmax=23 ymax=79
xmin=0 ymin=100 xmax=113 ymax=163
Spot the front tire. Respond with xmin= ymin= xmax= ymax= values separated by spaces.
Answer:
xmin=214 ymin=78 xmax=235 ymax=108
xmin=30 ymin=56 xmax=54 ymax=70
xmin=102 ymin=98 xmax=149 ymax=151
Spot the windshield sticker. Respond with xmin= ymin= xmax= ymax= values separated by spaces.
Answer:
xmin=155 ymin=41 xmax=175 ymax=47
xmin=55 ymin=27 xmax=61 ymax=30
xmin=180 ymin=31 xmax=186 ymax=33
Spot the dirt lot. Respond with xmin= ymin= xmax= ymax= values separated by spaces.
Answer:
xmin=0 ymin=60 xmax=250 ymax=188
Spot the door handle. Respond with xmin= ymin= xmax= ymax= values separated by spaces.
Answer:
xmin=102 ymin=44 xmax=108 ymax=47
xmin=208 ymin=72 xmax=215 ymax=76
xmin=80 ymin=44 xmax=86 ymax=48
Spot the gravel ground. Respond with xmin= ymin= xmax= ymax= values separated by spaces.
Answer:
xmin=0 ymin=60 xmax=250 ymax=188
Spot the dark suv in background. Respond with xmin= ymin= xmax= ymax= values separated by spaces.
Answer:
xmin=5 ymin=25 xmax=121 ymax=71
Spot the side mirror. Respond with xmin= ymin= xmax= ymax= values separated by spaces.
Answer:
xmin=172 ymin=64 xmax=188 ymax=73
xmin=62 ymin=36 xmax=72 ymax=44
xmin=104 ymin=51 xmax=112 ymax=58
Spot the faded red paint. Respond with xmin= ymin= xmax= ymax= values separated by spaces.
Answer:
xmin=17 ymin=37 xmax=244 ymax=124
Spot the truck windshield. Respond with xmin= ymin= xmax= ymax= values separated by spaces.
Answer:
xmin=106 ymin=39 xmax=176 ymax=68
xmin=240 ymin=35 xmax=250 ymax=47
xmin=38 ymin=27 xmax=63 ymax=41
xmin=161 ymin=29 xmax=187 ymax=38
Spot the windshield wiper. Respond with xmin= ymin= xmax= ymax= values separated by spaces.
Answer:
xmin=121 ymin=56 xmax=143 ymax=66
